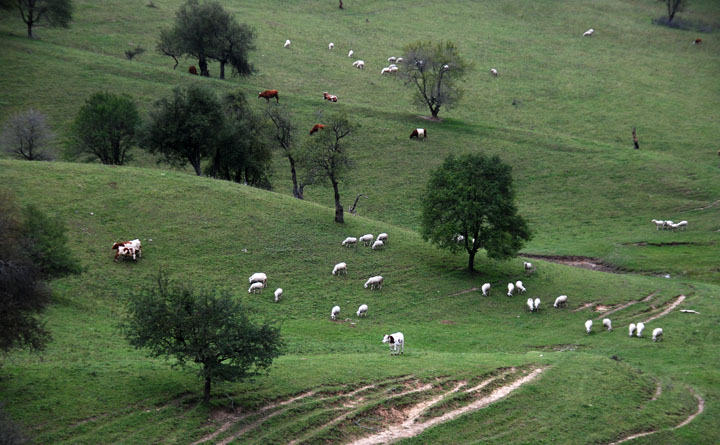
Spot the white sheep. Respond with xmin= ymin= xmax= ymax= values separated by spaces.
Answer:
xmin=248 ymin=282 xmax=264 ymax=294
xmin=507 ymin=282 xmax=515 ymax=297
xmin=352 ymin=60 xmax=365 ymax=69
xmin=387 ymin=56 xmax=397 ymax=63
xmin=342 ymin=237 xmax=358 ymax=247
xmin=527 ymin=298 xmax=534 ymax=312
xmin=490 ymin=68 xmax=498 ymax=77
xmin=628 ymin=323 xmax=636 ymax=337
xmin=677 ymin=220 xmax=688 ymax=230
xmin=348 ymin=49 xmax=354 ymax=58
xmin=274 ymin=288 xmax=283 ymax=303
xmin=652 ymin=328 xmax=664 ymax=342
xmin=603 ymin=318 xmax=612 ymax=331
xmin=534 ymin=298 xmax=541 ymax=311
xmin=524 ymin=261 xmax=533 ymax=270
xmin=454 ymin=234 xmax=465 ymax=243
xmin=554 ymin=295 xmax=568 ymax=308
xmin=381 ymin=67 xmax=392 ymax=75
xmin=515 ymin=281 xmax=526 ymax=293
xmin=636 ymin=322 xmax=645 ymax=337
xmin=396 ymin=57 xmax=404 ymax=63
xmin=357 ymin=304 xmax=368 ymax=317
xmin=329 ymin=42 xmax=334 ymax=50
xmin=583 ymin=28 xmax=594 ymax=37
xmin=331 ymin=305 xmax=340 ymax=320
xmin=585 ymin=319 xmax=593 ymax=334
xmin=377 ymin=233 xmax=388 ymax=244
xmin=651 ymin=219 xmax=665 ymax=230
xmin=332 ymin=262 xmax=347 ymax=275
xmin=364 ymin=275 xmax=384 ymax=290
xmin=389 ymin=66 xmax=398 ymax=73
xmin=359 ymin=234 xmax=374 ymax=246
xmin=284 ymin=39 xmax=291 ymax=48
xmin=372 ymin=240 xmax=384 ymax=250
xmin=382 ymin=332 xmax=404 ymax=355
xmin=663 ymin=220 xmax=674 ymax=230
xmin=481 ymin=283 xmax=491 ymax=296
xmin=248 ymin=272 xmax=268 ymax=287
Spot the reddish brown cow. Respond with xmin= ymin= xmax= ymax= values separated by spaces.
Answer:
xmin=258 ymin=90 xmax=280 ymax=103
xmin=188 ymin=66 xmax=198 ymax=75
xmin=410 ymin=128 xmax=427 ymax=141
xmin=693 ymin=38 xmax=703 ymax=45
xmin=323 ymin=92 xmax=338 ymax=102
xmin=309 ymin=124 xmax=326 ymax=135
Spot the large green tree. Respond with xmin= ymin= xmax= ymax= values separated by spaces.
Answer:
xmin=0 ymin=0 xmax=72 ymax=38
xmin=120 ymin=271 xmax=283 ymax=402
xmin=69 ymin=92 xmax=140 ymax=165
xmin=421 ymin=153 xmax=532 ymax=272
xmin=400 ymin=40 xmax=469 ymax=119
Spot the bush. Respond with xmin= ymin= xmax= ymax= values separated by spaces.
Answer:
xmin=0 ymin=406 xmax=27 ymax=444
xmin=21 ymin=205 xmax=82 ymax=278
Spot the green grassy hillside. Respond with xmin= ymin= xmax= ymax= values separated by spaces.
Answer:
xmin=0 ymin=160 xmax=718 ymax=444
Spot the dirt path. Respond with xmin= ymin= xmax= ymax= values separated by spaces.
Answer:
xmin=573 ymin=301 xmax=599 ymax=312
xmin=350 ymin=368 xmax=545 ymax=445
xmin=520 ymin=254 xmax=620 ymax=273
xmin=642 ymin=295 xmax=685 ymax=324
xmin=594 ymin=291 xmax=659 ymax=320
xmin=448 ymin=287 xmax=480 ymax=297
xmin=693 ymin=199 xmax=720 ymax=211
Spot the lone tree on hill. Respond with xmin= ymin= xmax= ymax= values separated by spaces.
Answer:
xmin=400 ymin=40 xmax=469 ymax=119
xmin=266 ymin=104 xmax=311 ymax=199
xmin=0 ymin=108 xmax=55 ymax=161
xmin=0 ymin=0 xmax=73 ymax=38
xmin=158 ymin=0 xmax=255 ymax=78
xmin=120 ymin=271 xmax=283 ymax=403
xmin=420 ymin=153 xmax=532 ymax=272
xmin=300 ymin=114 xmax=357 ymax=223
xmin=69 ymin=92 xmax=140 ymax=165
xmin=664 ymin=0 xmax=686 ymax=22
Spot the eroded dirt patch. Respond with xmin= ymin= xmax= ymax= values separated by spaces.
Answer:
xmin=520 ymin=254 xmax=620 ymax=273
xmin=593 ymin=291 xmax=659 ymax=320
xmin=642 ymin=295 xmax=685 ymax=324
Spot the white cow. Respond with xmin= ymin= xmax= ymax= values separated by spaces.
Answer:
xmin=382 ymin=332 xmax=404 ymax=355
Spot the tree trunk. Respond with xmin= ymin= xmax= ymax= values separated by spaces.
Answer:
xmin=468 ymin=249 xmax=476 ymax=271
xmin=332 ymin=179 xmax=344 ymax=223
xmin=289 ymin=157 xmax=302 ymax=199
xmin=632 ymin=127 xmax=639 ymax=150
xmin=203 ymin=376 xmax=211 ymax=402
xmin=27 ymin=21 xmax=33 ymax=38
xmin=219 ymin=61 xmax=226 ymax=80
xmin=191 ymin=159 xmax=202 ymax=176
xmin=199 ymin=57 xmax=210 ymax=77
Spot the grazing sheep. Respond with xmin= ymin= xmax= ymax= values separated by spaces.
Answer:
xmin=249 ymin=282 xmax=264 ymax=294
xmin=652 ymin=328 xmax=664 ymax=342
xmin=663 ymin=220 xmax=674 ymax=230
xmin=331 ymin=305 xmax=340 ymax=320
xmin=389 ymin=65 xmax=398 ymax=73
xmin=352 ymin=60 xmax=365 ymax=69
xmin=249 ymin=272 xmax=268 ymax=287
xmin=524 ymin=261 xmax=533 ymax=270
xmin=332 ymin=262 xmax=347 ymax=275
xmin=534 ymin=298 xmax=541 ymax=311
xmin=651 ymin=219 xmax=665 ymax=230
xmin=371 ymin=240 xmax=384 ymax=250
xmin=364 ymin=275 xmax=384 ymax=290
xmin=387 ymin=56 xmax=397 ymax=63
xmin=490 ymin=68 xmax=498 ymax=76
xmin=348 ymin=49 xmax=354 ymax=58
xmin=583 ymin=28 xmax=594 ymax=37
xmin=357 ymin=304 xmax=368 ymax=317
xmin=554 ymin=295 xmax=568 ymax=308
xmin=603 ymin=318 xmax=612 ymax=331
xmin=585 ymin=319 xmax=593 ymax=334
xmin=677 ymin=220 xmax=688 ymax=230
xmin=377 ymin=233 xmax=388 ymax=244
xmin=515 ymin=281 xmax=526 ymax=293
xmin=359 ymin=234 xmax=374 ymax=246
xmin=628 ymin=323 xmax=636 ymax=337
xmin=382 ymin=332 xmax=404 ymax=355
xmin=507 ymin=282 xmax=515 ymax=297
xmin=396 ymin=57 xmax=404 ymax=63
xmin=454 ymin=234 xmax=465 ymax=243
xmin=329 ymin=42 xmax=334 ymax=50
xmin=284 ymin=39 xmax=291 ymax=48
xmin=342 ymin=237 xmax=358 ymax=247
xmin=381 ymin=67 xmax=392 ymax=75
xmin=636 ymin=322 xmax=645 ymax=337
xmin=527 ymin=298 xmax=534 ymax=312
xmin=481 ymin=282 xmax=491 ymax=296
xmin=274 ymin=288 xmax=282 ymax=303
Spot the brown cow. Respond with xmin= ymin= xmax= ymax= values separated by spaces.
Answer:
xmin=693 ymin=38 xmax=703 ymax=45
xmin=323 ymin=92 xmax=338 ymax=102
xmin=309 ymin=124 xmax=326 ymax=135
xmin=258 ymin=90 xmax=280 ymax=103
xmin=188 ymin=66 xmax=198 ymax=75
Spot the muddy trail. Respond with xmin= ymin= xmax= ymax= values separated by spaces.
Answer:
xmin=520 ymin=254 xmax=621 ymax=273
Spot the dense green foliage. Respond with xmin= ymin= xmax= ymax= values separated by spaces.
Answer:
xmin=120 ymin=271 xmax=283 ymax=402
xmin=20 ymin=204 xmax=81 ymax=278
xmin=421 ymin=153 xmax=532 ymax=271
xmin=0 ymin=108 xmax=54 ymax=161
xmin=68 ymin=91 xmax=140 ymax=165
xmin=0 ymin=0 xmax=72 ymax=38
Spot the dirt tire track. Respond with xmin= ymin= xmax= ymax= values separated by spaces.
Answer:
xmin=594 ymin=291 xmax=659 ymax=320
xmin=448 ymin=287 xmax=479 ymax=297
xmin=573 ymin=301 xmax=599 ymax=312
xmin=642 ymin=295 xmax=685 ymax=324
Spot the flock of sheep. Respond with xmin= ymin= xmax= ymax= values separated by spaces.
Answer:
xmin=585 ymin=319 xmax=664 ymax=342
xmin=651 ymin=219 xmax=688 ymax=231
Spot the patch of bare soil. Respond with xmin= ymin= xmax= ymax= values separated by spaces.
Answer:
xmin=440 ymin=320 xmax=456 ymax=325
xmin=530 ymin=344 xmax=584 ymax=352
xmin=642 ymin=295 xmax=685 ymax=324
xmin=521 ymin=254 xmax=620 ymax=273
xmin=417 ymin=115 xmax=443 ymax=122
xmin=593 ymin=291 xmax=659 ymax=320
xmin=693 ymin=199 xmax=720 ymax=211
xmin=448 ymin=287 xmax=479 ymax=296
xmin=622 ymin=241 xmax=703 ymax=247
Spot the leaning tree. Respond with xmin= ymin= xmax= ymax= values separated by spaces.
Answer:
xmin=420 ymin=153 xmax=532 ymax=272
xmin=0 ymin=0 xmax=73 ymax=38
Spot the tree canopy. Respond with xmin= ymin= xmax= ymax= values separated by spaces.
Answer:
xmin=120 ymin=271 xmax=283 ymax=402
xmin=0 ymin=0 xmax=73 ymax=38
xmin=400 ymin=40 xmax=469 ymax=119
xmin=420 ymin=153 xmax=532 ymax=271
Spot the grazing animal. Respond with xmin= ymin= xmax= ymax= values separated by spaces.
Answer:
xmin=381 ymin=67 xmax=392 ymax=75
xmin=377 ymin=233 xmax=388 ymax=244
xmin=481 ymin=283 xmax=491 ymax=296
xmin=389 ymin=65 xmax=398 ymax=73
xmin=585 ymin=319 xmax=593 ymax=334
xmin=309 ymin=124 xmax=325 ymax=135
xmin=329 ymin=42 xmax=334 ymax=50
xmin=651 ymin=219 xmax=665 ymax=230
xmin=188 ymin=65 xmax=198 ymax=75
xmin=323 ymin=92 xmax=338 ymax=102
xmin=652 ymin=328 xmax=664 ymax=342
xmin=507 ymin=282 xmax=515 ymax=297
xmin=603 ymin=318 xmax=612 ymax=331
xmin=490 ymin=68 xmax=498 ymax=76
xmin=382 ymin=332 xmax=404 ymax=355
xmin=249 ymin=272 xmax=268 ymax=287
xmin=284 ymin=39 xmax=291 ymax=48
xmin=258 ymin=89 xmax=279 ymax=103
xmin=554 ymin=295 xmax=568 ymax=308
xmin=387 ymin=56 xmax=397 ymax=63
xmin=677 ymin=220 xmax=688 ymax=230
xmin=114 ymin=245 xmax=137 ymax=262
xmin=693 ymin=38 xmax=702 ymax=45
xmin=348 ymin=49 xmax=354 ymax=58
xmin=274 ymin=288 xmax=283 ymax=303
xmin=636 ymin=322 xmax=645 ymax=337
xmin=524 ymin=261 xmax=533 ymax=270
xmin=527 ymin=298 xmax=534 ymax=312
xmin=342 ymin=237 xmax=358 ymax=247
xmin=515 ymin=281 xmax=526 ymax=293
xmin=332 ymin=262 xmax=347 ymax=275
xmin=371 ymin=240 xmax=384 ymax=250
xmin=396 ymin=57 xmax=404 ymax=63
xmin=352 ymin=60 xmax=365 ymax=69
xmin=112 ymin=239 xmax=142 ymax=261
xmin=663 ymin=220 xmax=674 ymax=230
xmin=629 ymin=323 xmax=636 ymax=337
xmin=331 ymin=305 xmax=340 ymax=320
xmin=533 ymin=298 xmax=541 ymax=311
xmin=410 ymin=128 xmax=427 ymax=141
xmin=359 ymin=234 xmax=374 ymax=246
xmin=357 ymin=304 xmax=368 ymax=317
xmin=583 ymin=28 xmax=594 ymax=37
xmin=248 ymin=282 xmax=264 ymax=294
xmin=364 ymin=275 xmax=384 ymax=290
